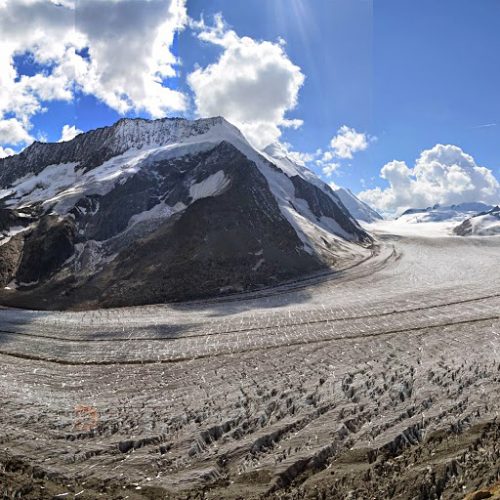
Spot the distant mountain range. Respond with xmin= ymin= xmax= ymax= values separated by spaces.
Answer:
xmin=395 ymin=201 xmax=500 ymax=237
xmin=398 ymin=202 xmax=495 ymax=223
xmin=0 ymin=117 xmax=373 ymax=309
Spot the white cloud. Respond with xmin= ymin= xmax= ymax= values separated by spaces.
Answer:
xmin=329 ymin=125 xmax=369 ymax=159
xmin=312 ymin=125 xmax=373 ymax=181
xmin=0 ymin=0 xmax=82 ymax=137
xmin=322 ymin=163 xmax=340 ymax=177
xmin=0 ymin=118 xmax=32 ymax=145
xmin=75 ymin=0 xmax=188 ymax=117
xmin=0 ymin=146 xmax=16 ymax=159
xmin=59 ymin=124 xmax=82 ymax=142
xmin=359 ymin=144 xmax=500 ymax=215
xmin=0 ymin=0 xmax=188 ymax=149
xmin=188 ymin=14 xmax=305 ymax=149
xmin=321 ymin=151 xmax=334 ymax=162
xmin=472 ymin=123 xmax=497 ymax=129
xmin=280 ymin=142 xmax=320 ymax=166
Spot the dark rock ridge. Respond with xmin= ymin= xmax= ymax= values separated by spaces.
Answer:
xmin=0 ymin=117 xmax=373 ymax=310
xmin=290 ymin=176 xmax=366 ymax=238
xmin=453 ymin=206 xmax=500 ymax=236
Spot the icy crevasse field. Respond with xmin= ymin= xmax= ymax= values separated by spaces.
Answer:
xmin=0 ymin=220 xmax=499 ymax=499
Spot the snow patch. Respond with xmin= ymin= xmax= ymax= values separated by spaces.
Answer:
xmin=0 ymin=224 xmax=32 ymax=247
xmin=189 ymin=170 xmax=230 ymax=201
xmin=252 ymin=258 xmax=265 ymax=272
xmin=128 ymin=202 xmax=177 ymax=227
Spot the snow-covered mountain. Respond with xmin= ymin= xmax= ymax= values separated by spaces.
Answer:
xmin=0 ymin=117 xmax=372 ymax=309
xmin=260 ymin=144 xmax=382 ymax=223
xmin=453 ymin=206 xmax=500 ymax=236
xmin=334 ymin=187 xmax=383 ymax=223
xmin=397 ymin=202 xmax=495 ymax=224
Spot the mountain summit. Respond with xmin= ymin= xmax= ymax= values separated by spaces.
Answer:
xmin=0 ymin=117 xmax=372 ymax=309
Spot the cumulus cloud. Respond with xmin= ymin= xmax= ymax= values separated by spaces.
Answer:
xmin=359 ymin=144 xmax=500 ymax=215
xmin=0 ymin=118 xmax=33 ymax=145
xmin=311 ymin=125 xmax=373 ymax=180
xmin=188 ymin=14 xmax=305 ymax=149
xmin=59 ymin=124 xmax=82 ymax=142
xmin=0 ymin=1 xmax=76 ymax=126
xmin=0 ymin=0 xmax=187 ymax=150
xmin=279 ymin=143 xmax=321 ymax=166
xmin=75 ymin=0 xmax=187 ymax=117
xmin=321 ymin=162 xmax=341 ymax=177
xmin=329 ymin=125 xmax=370 ymax=159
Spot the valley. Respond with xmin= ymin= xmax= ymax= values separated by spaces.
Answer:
xmin=1 ymin=224 xmax=499 ymax=499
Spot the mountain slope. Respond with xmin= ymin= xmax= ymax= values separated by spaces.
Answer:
xmin=0 ymin=117 xmax=373 ymax=309
xmin=453 ymin=206 xmax=500 ymax=236
xmin=334 ymin=187 xmax=383 ymax=223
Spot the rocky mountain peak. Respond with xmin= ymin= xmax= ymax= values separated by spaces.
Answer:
xmin=0 ymin=116 xmax=373 ymax=309
xmin=0 ymin=116 xmax=243 ymax=189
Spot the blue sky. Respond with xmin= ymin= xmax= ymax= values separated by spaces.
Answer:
xmin=372 ymin=1 xmax=500 ymax=179
xmin=1 ymin=0 xmax=499 ymax=214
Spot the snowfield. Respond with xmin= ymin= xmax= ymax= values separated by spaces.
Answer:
xmin=364 ymin=218 xmax=460 ymax=237
xmin=0 ymin=222 xmax=499 ymax=498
